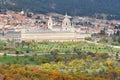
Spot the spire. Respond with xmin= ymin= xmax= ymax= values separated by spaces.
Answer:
xmin=65 ymin=12 xmax=68 ymax=16
xmin=65 ymin=12 xmax=68 ymax=18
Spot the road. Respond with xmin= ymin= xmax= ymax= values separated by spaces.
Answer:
xmin=83 ymin=40 xmax=120 ymax=49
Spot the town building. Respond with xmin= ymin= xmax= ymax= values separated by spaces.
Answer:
xmin=0 ymin=13 xmax=91 ymax=42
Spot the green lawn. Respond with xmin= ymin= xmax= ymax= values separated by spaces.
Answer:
xmin=0 ymin=54 xmax=73 ymax=65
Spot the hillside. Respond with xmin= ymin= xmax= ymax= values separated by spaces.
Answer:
xmin=0 ymin=0 xmax=120 ymax=19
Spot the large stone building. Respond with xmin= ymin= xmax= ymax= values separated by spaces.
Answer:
xmin=20 ymin=14 xmax=91 ymax=42
xmin=21 ymin=31 xmax=91 ymax=42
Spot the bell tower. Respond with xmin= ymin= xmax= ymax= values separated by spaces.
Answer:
xmin=48 ymin=16 xmax=53 ymax=30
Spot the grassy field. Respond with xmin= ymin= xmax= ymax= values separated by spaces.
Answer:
xmin=0 ymin=54 xmax=72 ymax=65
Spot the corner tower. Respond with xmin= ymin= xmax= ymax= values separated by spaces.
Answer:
xmin=48 ymin=16 xmax=53 ymax=30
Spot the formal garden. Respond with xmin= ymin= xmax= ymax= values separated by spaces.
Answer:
xmin=0 ymin=40 xmax=120 ymax=54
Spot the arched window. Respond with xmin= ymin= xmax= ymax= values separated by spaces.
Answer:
xmin=66 ymin=23 xmax=67 ymax=25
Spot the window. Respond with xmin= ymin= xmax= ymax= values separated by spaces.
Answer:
xmin=66 ymin=23 xmax=67 ymax=25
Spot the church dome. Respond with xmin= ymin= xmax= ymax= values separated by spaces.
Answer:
xmin=63 ymin=14 xmax=71 ymax=23
xmin=63 ymin=17 xmax=71 ymax=24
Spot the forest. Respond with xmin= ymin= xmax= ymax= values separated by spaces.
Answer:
xmin=0 ymin=0 xmax=120 ymax=20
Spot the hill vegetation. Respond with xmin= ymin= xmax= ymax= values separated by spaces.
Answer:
xmin=0 ymin=63 xmax=118 ymax=80
xmin=0 ymin=0 xmax=120 ymax=20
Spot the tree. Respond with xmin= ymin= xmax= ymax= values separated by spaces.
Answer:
xmin=50 ymin=49 xmax=59 ymax=57
xmin=85 ymin=37 xmax=92 ymax=41
xmin=29 ymin=40 xmax=36 ymax=48
xmin=50 ymin=49 xmax=61 ymax=62
xmin=100 ymin=29 xmax=106 ymax=35
xmin=21 ymin=41 xmax=25 ymax=48
xmin=15 ymin=50 xmax=20 ymax=60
